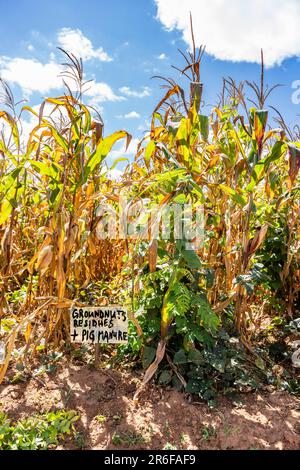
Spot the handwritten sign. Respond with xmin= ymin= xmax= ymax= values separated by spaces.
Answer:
xmin=70 ymin=306 xmax=128 ymax=344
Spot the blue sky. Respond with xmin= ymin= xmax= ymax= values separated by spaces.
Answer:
xmin=1 ymin=0 xmax=300 ymax=162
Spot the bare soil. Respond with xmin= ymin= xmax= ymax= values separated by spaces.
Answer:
xmin=0 ymin=361 xmax=299 ymax=450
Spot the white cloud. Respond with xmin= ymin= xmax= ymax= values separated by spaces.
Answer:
xmin=157 ymin=53 xmax=167 ymax=60
xmin=27 ymin=44 xmax=35 ymax=52
xmin=119 ymin=86 xmax=151 ymax=98
xmin=117 ymin=111 xmax=141 ymax=119
xmin=84 ymin=80 xmax=125 ymax=105
xmin=0 ymin=57 xmax=122 ymax=103
xmin=155 ymin=0 xmax=300 ymax=67
xmin=0 ymin=57 xmax=62 ymax=95
xmin=57 ymin=28 xmax=112 ymax=62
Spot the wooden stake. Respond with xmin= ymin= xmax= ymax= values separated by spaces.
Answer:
xmin=94 ymin=343 xmax=100 ymax=367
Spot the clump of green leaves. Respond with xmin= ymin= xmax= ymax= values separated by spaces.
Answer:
xmin=118 ymin=243 xmax=220 ymax=361
xmin=96 ymin=414 xmax=107 ymax=424
xmin=201 ymin=425 xmax=217 ymax=441
xmin=112 ymin=430 xmax=145 ymax=447
xmin=138 ymin=242 xmax=220 ymax=347
xmin=0 ymin=410 xmax=79 ymax=450
xmin=172 ymin=330 xmax=264 ymax=406
xmin=163 ymin=442 xmax=177 ymax=450
xmin=120 ymin=237 xmax=299 ymax=403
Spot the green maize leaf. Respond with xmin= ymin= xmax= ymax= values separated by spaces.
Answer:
xmin=155 ymin=168 xmax=187 ymax=183
xmin=199 ymin=115 xmax=209 ymax=141
xmin=160 ymin=263 xmax=186 ymax=339
xmin=0 ymin=199 xmax=13 ymax=225
xmin=269 ymin=171 xmax=279 ymax=191
xmin=29 ymin=160 xmax=59 ymax=179
xmin=144 ymin=140 xmax=156 ymax=167
xmin=246 ymin=161 xmax=265 ymax=191
xmin=247 ymin=147 xmax=257 ymax=164
xmin=264 ymin=141 xmax=287 ymax=169
xmin=182 ymin=249 xmax=202 ymax=269
xmin=173 ymin=193 xmax=187 ymax=204
xmin=228 ymin=129 xmax=248 ymax=163
xmin=49 ymin=185 xmax=62 ymax=206
xmin=10 ymin=166 xmax=22 ymax=181
xmin=50 ymin=127 xmax=69 ymax=153
xmin=176 ymin=118 xmax=190 ymax=164
xmin=153 ymin=112 xmax=164 ymax=127
xmin=85 ymin=130 xmax=131 ymax=179
xmin=189 ymin=180 xmax=205 ymax=203
xmin=247 ymin=141 xmax=286 ymax=191
xmin=219 ymin=184 xmax=247 ymax=206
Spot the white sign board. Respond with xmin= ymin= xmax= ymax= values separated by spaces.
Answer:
xmin=70 ymin=306 xmax=128 ymax=344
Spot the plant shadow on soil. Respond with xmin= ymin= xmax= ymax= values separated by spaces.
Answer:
xmin=0 ymin=360 xmax=299 ymax=450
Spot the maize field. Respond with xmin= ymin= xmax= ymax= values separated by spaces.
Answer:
xmin=0 ymin=19 xmax=299 ymax=452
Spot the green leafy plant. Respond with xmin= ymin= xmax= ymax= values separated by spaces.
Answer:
xmin=201 ymin=425 xmax=217 ymax=441
xmin=112 ymin=431 xmax=145 ymax=447
xmin=0 ymin=410 xmax=79 ymax=450
xmin=163 ymin=442 xmax=177 ymax=450
xmin=96 ymin=414 xmax=107 ymax=424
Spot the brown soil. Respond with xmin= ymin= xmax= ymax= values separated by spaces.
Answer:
xmin=0 ymin=361 xmax=299 ymax=450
